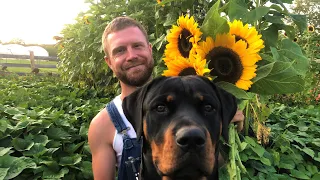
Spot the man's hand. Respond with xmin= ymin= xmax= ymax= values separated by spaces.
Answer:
xmin=231 ymin=109 xmax=245 ymax=132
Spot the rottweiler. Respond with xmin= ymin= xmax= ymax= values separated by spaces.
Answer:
xmin=123 ymin=75 xmax=237 ymax=180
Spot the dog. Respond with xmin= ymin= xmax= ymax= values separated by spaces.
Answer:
xmin=123 ymin=75 xmax=237 ymax=180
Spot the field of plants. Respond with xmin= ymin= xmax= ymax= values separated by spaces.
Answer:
xmin=1 ymin=0 xmax=319 ymax=179
xmin=0 ymin=74 xmax=319 ymax=179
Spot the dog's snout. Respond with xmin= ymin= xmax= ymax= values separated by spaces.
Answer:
xmin=176 ymin=127 xmax=206 ymax=152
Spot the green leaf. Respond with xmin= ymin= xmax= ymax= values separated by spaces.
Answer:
xmin=244 ymin=136 xmax=257 ymax=147
xmin=12 ymin=138 xmax=34 ymax=151
xmin=65 ymin=141 xmax=85 ymax=153
xmin=228 ymin=0 xmax=248 ymax=21
xmin=201 ymin=0 xmax=229 ymax=38
xmin=261 ymin=24 xmax=278 ymax=48
xmin=306 ymin=164 xmax=318 ymax=175
xmin=279 ymin=157 xmax=295 ymax=170
xmin=288 ymin=14 xmax=307 ymax=33
xmin=252 ymin=62 xmax=274 ymax=83
xmin=290 ymin=169 xmax=310 ymax=179
xmin=216 ymin=81 xmax=254 ymax=100
xmin=0 ymin=120 xmax=7 ymax=133
xmin=14 ymin=121 xmax=30 ymax=131
xmin=23 ymin=144 xmax=47 ymax=157
xmin=4 ymin=107 xmax=23 ymax=116
xmin=312 ymin=173 xmax=320 ymax=180
xmin=246 ymin=7 xmax=270 ymax=24
xmin=33 ymin=135 xmax=49 ymax=145
xmin=252 ymin=145 xmax=265 ymax=157
xmin=0 ymin=147 xmax=12 ymax=156
xmin=47 ymin=127 xmax=71 ymax=140
xmin=5 ymin=157 xmax=36 ymax=179
xmin=0 ymin=168 xmax=9 ymax=180
xmin=302 ymin=147 xmax=315 ymax=158
xmin=59 ymin=154 xmax=82 ymax=166
xmin=265 ymin=14 xmax=284 ymax=24
xmin=43 ymin=167 xmax=69 ymax=179
xmin=250 ymin=61 xmax=305 ymax=95
xmin=279 ymin=39 xmax=309 ymax=77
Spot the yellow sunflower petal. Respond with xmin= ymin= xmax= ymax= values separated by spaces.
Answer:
xmin=228 ymin=19 xmax=265 ymax=52
xmin=163 ymin=15 xmax=202 ymax=63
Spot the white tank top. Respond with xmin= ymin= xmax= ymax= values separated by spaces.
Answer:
xmin=111 ymin=95 xmax=137 ymax=166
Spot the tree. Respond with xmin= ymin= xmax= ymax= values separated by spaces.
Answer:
xmin=8 ymin=38 xmax=25 ymax=45
xmin=291 ymin=0 xmax=320 ymax=27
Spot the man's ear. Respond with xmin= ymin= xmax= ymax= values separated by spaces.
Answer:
xmin=201 ymin=77 xmax=237 ymax=141
xmin=122 ymin=76 xmax=166 ymax=138
xmin=104 ymin=56 xmax=113 ymax=70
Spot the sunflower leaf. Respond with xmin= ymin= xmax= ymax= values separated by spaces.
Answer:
xmin=227 ymin=0 xmax=248 ymax=21
xmin=288 ymin=14 xmax=307 ymax=33
xmin=216 ymin=81 xmax=254 ymax=100
xmin=201 ymin=0 xmax=229 ymax=38
xmin=278 ymin=39 xmax=309 ymax=77
xmin=250 ymin=61 xmax=305 ymax=94
xmin=245 ymin=6 xmax=270 ymax=24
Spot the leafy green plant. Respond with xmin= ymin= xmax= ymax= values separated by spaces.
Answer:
xmin=220 ymin=104 xmax=320 ymax=179
xmin=0 ymin=75 xmax=112 ymax=179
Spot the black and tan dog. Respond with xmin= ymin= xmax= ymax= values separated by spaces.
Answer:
xmin=123 ymin=75 xmax=237 ymax=180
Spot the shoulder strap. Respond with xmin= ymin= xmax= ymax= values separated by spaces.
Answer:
xmin=106 ymin=100 xmax=130 ymax=134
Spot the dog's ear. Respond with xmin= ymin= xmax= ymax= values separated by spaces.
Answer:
xmin=200 ymin=77 xmax=237 ymax=141
xmin=214 ymin=84 xmax=237 ymax=141
xmin=123 ymin=76 xmax=167 ymax=139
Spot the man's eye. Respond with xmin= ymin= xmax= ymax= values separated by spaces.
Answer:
xmin=204 ymin=104 xmax=215 ymax=112
xmin=156 ymin=105 xmax=167 ymax=113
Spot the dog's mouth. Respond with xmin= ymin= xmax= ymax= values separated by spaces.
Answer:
xmin=154 ymin=153 xmax=210 ymax=179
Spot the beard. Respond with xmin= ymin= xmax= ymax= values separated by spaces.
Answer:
xmin=116 ymin=59 xmax=154 ymax=87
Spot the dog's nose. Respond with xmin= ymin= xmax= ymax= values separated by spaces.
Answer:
xmin=176 ymin=127 xmax=206 ymax=152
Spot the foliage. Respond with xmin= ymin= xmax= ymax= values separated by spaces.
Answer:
xmin=270 ymin=24 xmax=320 ymax=106
xmin=57 ymin=0 xmax=161 ymax=91
xmin=291 ymin=0 xmax=320 ymax=27
xmin=220 ymin=104 xmax=320 ymax=179
xmin=0 ymin=75 xmax=113 ymax=179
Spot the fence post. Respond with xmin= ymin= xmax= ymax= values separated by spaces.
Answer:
xmin=30 ymin=51 xmax=35 ymax=70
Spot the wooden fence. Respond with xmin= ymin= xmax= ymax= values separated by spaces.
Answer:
xmin=0 ymin=52 xmax=59 ymax=69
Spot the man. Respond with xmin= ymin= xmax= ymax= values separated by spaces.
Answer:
xmin=88 ymin=16 xmax=244 ymax=180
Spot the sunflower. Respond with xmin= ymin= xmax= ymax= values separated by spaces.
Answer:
xmin=197 ymin=34 xmax=261 ymax=90
xmin=308 ymin=25 xmax=314 ymax=32
xmin=228 ymin=20 xmax=264 ymax=53
xmin=163 ymin=15 xmax=202 ymax=63
xmin=163 ymin=54 xmax=210 ymax=77
xmin=83 ymin=16 xmax=90 ymax=24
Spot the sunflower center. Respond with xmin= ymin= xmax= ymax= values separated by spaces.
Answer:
xmin=178 ymin=29 xmax=193 ymax=58
xmin=178 ymin=67 xmax=197 ymax=76
xmin=235 ymin=35 xmax=249 ymax=48
xmin=207 ymin=47 xmax=243 ymax=84
xmin=308 ymin=26 xmax=314 ymax=32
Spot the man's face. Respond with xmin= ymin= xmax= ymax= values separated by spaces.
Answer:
xmin=105 ymin=26 xmax=154 ymax=87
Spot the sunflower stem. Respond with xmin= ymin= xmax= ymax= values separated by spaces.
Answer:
xmin=254 ymin=0 xmax=261 ymax=29
xmin=244 ymin=100 xmax=250 ymax=136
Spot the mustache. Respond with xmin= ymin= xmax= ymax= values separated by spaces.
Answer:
xmin=123 ymin=60 xmax=143 ymax=70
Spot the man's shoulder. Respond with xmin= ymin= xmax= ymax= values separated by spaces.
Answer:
xmin=89 ymin=107 xmax=116 ymax=141
xmin=91 ymin=107 xmax=112 ymax=127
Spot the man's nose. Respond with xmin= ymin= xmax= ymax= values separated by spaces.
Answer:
xmin=126 ymin=47 xmax=138 ymax=60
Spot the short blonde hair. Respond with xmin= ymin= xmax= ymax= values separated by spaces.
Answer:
xmin=102 ymin=16 xmax=149 ymax=57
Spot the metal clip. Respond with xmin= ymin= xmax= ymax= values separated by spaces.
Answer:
xmin=126 ymin=156 xmax=140 ymax=180
xmin=120 ymin=127 xmax=130 ymax=135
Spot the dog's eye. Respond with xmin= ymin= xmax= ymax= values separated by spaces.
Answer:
xmin=204 ymin=104 xmax=215 ymax=112
xmin=156 ymin=105 xmax=167 ymax=113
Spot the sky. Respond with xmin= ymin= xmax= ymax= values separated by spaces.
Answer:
xmin=0 ymin=0 xmax=90 ymax=45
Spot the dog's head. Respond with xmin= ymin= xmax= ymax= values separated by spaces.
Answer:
xmin=123 ymin=75 xmax=237 ymax=179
